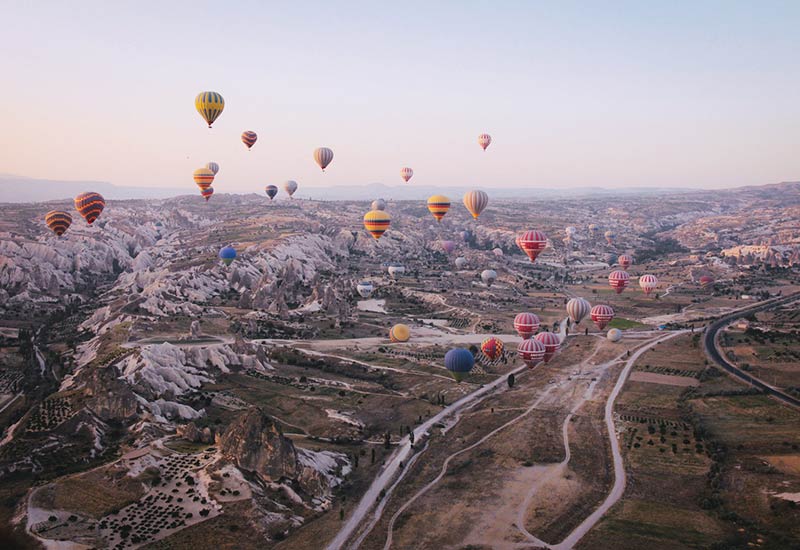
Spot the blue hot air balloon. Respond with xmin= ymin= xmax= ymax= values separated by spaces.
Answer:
xmin=219 ymin=245 xmax=237 ymax=266
xmin=444 ymin=348 xmax=475 ymax=383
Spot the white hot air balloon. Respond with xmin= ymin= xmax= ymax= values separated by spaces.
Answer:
xmin=481 ymin=269 xmax=497 ymax=287
xmin=455 ymin=256 xmax=467 ymax=269
xmin=356 ymin=281 xmax=374 ymax=299
xmin=284 ymin=180 xmax=298 ymax=197
xmin=607 ymin=328 xmax=623 ymax=342
xmin=371 ymin=198 xmax=387 ymax=211
xmin=463 ymin=190 xmax=489 ymax=219
xmin=388 ymin=264 xmax=405 ymax=279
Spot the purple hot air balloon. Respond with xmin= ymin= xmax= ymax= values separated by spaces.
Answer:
xmin=440 ymin=240 xmax=457 ymax=254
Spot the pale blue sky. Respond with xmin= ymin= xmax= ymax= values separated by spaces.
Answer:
xmin=1 ymin=1 xmax=799 ymax=192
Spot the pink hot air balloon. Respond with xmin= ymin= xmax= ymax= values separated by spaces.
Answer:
xmin=608 ymin=270 xmax=630 ymax=294
xmin=518 ymin=338 xmax=546 ymax=369
xmin=517 ymin=230 xmax=547 ymax=262
xmin=400 ymin=167 xmax=414 ymax=183
xmin=639 ymin=274 xmax=659 ymax=296
xmin=534 ymin=332 xmax=561 ymax=363
xmin=478 ymin=133 xmax=492 ymax=151
xmin=591 ymin=304 xmax=615 ymax=330
xmin=618 ymin=254 xmax=633 ymax=269
xmin=513 ymin=312 xmax=540 ymax=339
xmin=440 ymin=240 xmax=457 ymax=254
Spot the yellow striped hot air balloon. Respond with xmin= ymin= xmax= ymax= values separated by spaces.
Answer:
xmin=195 ymin=91 xmax=225 ymax=128
xmin=193 ymin=168 xmax=215 ymax=191
xmin=363 ymin=210 xmax=391 ymax=240
xmin=426 ymin=195 xmax=451 ymax=222
xmin=389 ymin=324 xmax=410 ymax=343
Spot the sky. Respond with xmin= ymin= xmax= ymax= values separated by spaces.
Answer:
xmin=1 ymin=0 xmax=799 ymax=192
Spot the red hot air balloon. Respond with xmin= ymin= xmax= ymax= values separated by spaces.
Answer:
xmin=517 ymin=338 xmax=545 ymax=368
xmin=517 ymin=230 xmax=547 ymax=262
xmin=618 ymin=254 xmax=633 ymax=269
xmin=699 ymin=275 xmax=714 ymax=289
xmin=534 ymin=332 xmax=561 ymax=363
xmin=74 ymin=192 xmax=106 ymax=225
xmin=591 ymin=304 xmax=615 ymax=330
xmin=608 ymin=270 xmax=630 ymax=294
xmin=201 ymin=187 xmax=214 ymax=201
xmin=481 ymin=337 xmax=504 ymax=361
xmin=513 ymin=312 xmax=540 ymax=339
xmin=478 ymin=133 xmax=492 ymax=151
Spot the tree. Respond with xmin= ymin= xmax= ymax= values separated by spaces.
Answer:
xmin=507 ymin=373 xmax=515 ymax=388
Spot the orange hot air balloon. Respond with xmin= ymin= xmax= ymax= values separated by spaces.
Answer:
xmin=193 ymin=168 xmax=215 ymax=191
xmin=426 ymin=195 xmax=451 ymax=222
xmin=74 ymin=192 xmax=106 ymax=225
xmin=363 ymin=210 xmax=391 ymax=240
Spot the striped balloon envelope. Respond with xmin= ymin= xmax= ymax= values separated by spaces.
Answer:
xmin=200 ymin=187 xmax=214 ymax=202
xmin=639 ymin=274 xmax=659 ymax=295
xmin=193 ymin=168 xmax=215 ymax=190
xmin=618 ymin=254 xmax=633 ymax=269
xmin=463 ymin=190 xmax=489 ymax=219
xmin=513 ymin=312 xmax=540 ymax=339
xmin=389 ymin=323 xmax=410 ymax=343
xmin=517 ymin=230 xmax=547 ymax=262
xmin=478 ymin=133 xmax=492 ymax=151
xmin=45 ymin=210 xmax=72 ymax=236
xmin=566 ymin=297 xmax=591 ymax=324
xmin=480 ymin=336 xmax=504 ymax=361
xmin=608 ymin=270 xmax=630 ymax=294
xmin=699 ymin=275 xmax=714 ymax=289
xmin=314 ymin=147 xmax=334 ymax=171
xmin=74 ymin=192 xmax=106 ymax=225
xmin=400 ymin=167 xmax=414 ymax=183
xmin=534 ymin=332 xmax=561 ymax=363
xmin=241 ymin=131 xmax=257 ymax=149
xmin=205 ymin=162 xmax=220 ymax=175
xmin=444 ymin=348 xmax=475 ymax=383
xmin=426 ymin=195 xmax=451 ymax=222
xmin=363 ymin=210 xmax=391 ymax=240
xmin=518 ymin=338 xmax=546 ymax=368
xmin=591 ymin=304 xmax=615 ymax=330
xmin=195 ymin=91 xmax=224 ymax=128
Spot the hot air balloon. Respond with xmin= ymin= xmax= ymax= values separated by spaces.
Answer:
xmin=588 ymin=223 xmax=598 ymax=236
xmin=195 ymin=91 xmax=225 ymax=128
xmin=566 ymin=297 xmax=591 ymax=324
xmin=478 ymin=133 xmax=492 ymax=151
xmin=45 ymin=210 xmax=72 ymax=236
xmin=699 ymin=275 xmax=714 ymax=289
xmin=440 ymin=240 xmax=457 ymax=254
xmin=608 ymin=270 xmax=630 ymax=294
xmin=518 ymin=338 xmax=546 ymax=368
xmin=514 ymin=312 xmax=540 ymax=339
xmin=455 ymin=257 xmax=467 ymax=269
xmin=283 ymin=180 xmax=298 ymax=197
xmin=314 ymin=147 xmax=334 ymax=171
xmin=444 ymin=348 xmax=474 ymax=382
xmin=607 ymin=328 xmax=623 ymax=342
xmin=193 ymin=168 xmax=215 ymax=191
xmin=241 ymin=131 xmax=258 ymax=150
xmin=460 ymin=229 xmax=472 ymax=242
xmin=463 ymin=190 xmax=489 ymax=220
xmin=534 ymin=332 xmax=561 ymax=363
xmin=364 ymin=210 xmax=391 ymax=240
xmin=618 ymin=254 xmax=633 ymax=269
xmin=639 ymin=274 xmax=659 ymax=296
xmin=517 ymin=230 xmax=547 ymax=262
xmin=427 ymin=195 xmax=451 ymax=222
xmin=492 ymin=248 xmax=504 ymax=257
xmin=591 ymin=304 xmax=615 ymax=330
xmin=219 ymin=245 xmax=237 ymax=266
xmin=74 ymin=192 xmax=106 ymax=225
xmin=481 ymin=269 xmax=497 ymax=287
xmin=205 ymin=162 xmax=220 ymax=175
xmin=389 ymin=324 xmax=410 ymax=343
xmin=565 ymin=226 xmax=577 ymax=237
xmin=201 ymin=187 xmax=214 ymax=201
xmin=265 ymin=185 xmax=278 ymax=200
xmin=400 ymin=167 xmax=414 ymax=183
xmin=604 ymin=230 xmax=616 ymax=245
xmin=371 ymin=198 xmax=387 ymax=211
xmin=481 ymin=337 xmax=504 ymax=361
xmin=387 ymin=264 xmax=405 ymax=279
xmin=356 ymin=281 xmax=374 ymax=299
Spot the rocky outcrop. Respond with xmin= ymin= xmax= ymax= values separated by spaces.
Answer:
xmin=83 ymin=366 xmax=139 ymax=422
xmin=177 ymin=421 xmax=214 ymax=443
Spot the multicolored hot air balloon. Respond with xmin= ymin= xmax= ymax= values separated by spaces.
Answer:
xmin=607 ymin=328 xmax=623 ymax=342
xmin=455 ymin=257 xmax=467 ymax=269
xmin=517 ymin=230 xmax=547 ymax=262
xmin=588 ymin=223 xmax=598 ymax=236
xmin=639 ymin=274 xmax=658 ymax=296
xmin=389 ymin=324 xmax=410 ymax=343
xmin=283 ymin=180 xmax=298 ymax=197
xmin=518 ymin=338 xmax=546 ymax=369
xmin=699 ymin=275 xmax=714 ymax=289
xmin=371 ymin=198 xmax=387 ymax=211
xmin=534 ymin=332 xmax=561 ymax=363
xmin=195 ymin=91 xmax=224 ymax=128
xmin=440 ymin=240 xmax=457 ymax=254
xmin=400 ymin=167 xmax=414 ymax=183
xmin=478 ymin=133 xmax=492 ymax=151
xmin=604 ymin=230 xmax=616 ymax=245
xmin=241 ymin=131 xmax=258 ymax=150
xmin=201 ymin=187 xmax=214 ymax=201
xmin=463 ymin=190 xmax=489 ymax=220
xmin=514 ymin=312 xmax=540 ymax=339
xmin=591 ymin=304 xmax=614 ymax=330
xmin=481 ymin=269 xmax=497 ymax=287
xmin=481 ymin=337 xmax=504 ymax=361
xmin=45 ymin=210 xmax=72 ymax=236
xmin=608 ymin=270 xmax=630 ymax=294
xmin=364 ymin=210 xmax=391 ymax=240
xmin=314 ymin=147 xmax=334 ymax=171
xmin=445 ymin=348 xmax=475 ymax=382
xmin=205 ymin=162 xmax=220 ymax=175
xmin=193 ymin=168 xmax=215 ymax=191
xmin=427 ymin=195 xmax=451 ymax=222
xmin=618 ymin=254 xmax=633 ymax=269
xmin=387 ymin=264 xmax=405 ymax=279
xmin=566 ymin=297 xmax=591 ymax=324
xmin=219 ymin=245 xmax=237 ymax=266
xmin=356 ymin=281 xmax=374 ymax=299
xmin=74 ymin=192 xmax=105 ymax=225
xmin=265 ymin=185 xmax=278 ymax=200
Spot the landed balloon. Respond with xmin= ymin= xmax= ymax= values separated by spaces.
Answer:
xmin=463 ymin=190 xmax=489 ymax=220
xmin=356 ymin=281 xmax=374 ymax=299
xmin=481 ymin=269 xmax=497 ymax=287
xmin=45 ymin=210 xmax=72 ymax=236
xmin=74 ymin=192 xmax=105 ymax=225
xmin=400 ymin=167 xmax=414 ymax=183
xmin=195 ymin=91 xmax=224 ymax=128
xmin=478 ymin=133 xmax=492 ymax=151
xmin=639 ymin=274 xmax=659 ymax=296
xmin=387 ymin=264 xmax=405 ymax=279
xmin=534 ymin=332 xmax=561 ymax=363
xmin=283 ymin=180 xmax=298 ymax=197
xmin=566 ymin=297 xmax=591 ymax=324
xmin=607 ymin=328 xmax=623 ymax=342
xmin=514 ymin=312 xmax=540 ymax=339
xmin=364 ymin=210 xmax=391 ymax=240
xmin=219 ymin=245 xmax=237 ymax=266
xmin=444 ymin=348 xmax=475 ymax=383
xmin=241 ymin=131 xmax=257 ymax=150
xmin=618 ymin=254 xmax=633 ymax=269
xmin=454 ymin=256 xmax=467 ymax=269
xmin=371 ymin=198 xmax=387 ymax=211
xmin=481 ymin=336 xmax=504 ymax=361
xmin=699 ymin=275 xmax=715 ymax=289
xmin=604 ymin=230 xmax=616 ymax=245
xmin=205 ymin=162 xmax=220 ymax=175
xmin=517 ymin=230 xmax=547 ymax=262
xmin=608 ymin=270 xmax=630 ymax=294
xmin=427 ymin=195 xmax=451 ymax=222
xmin=201 ymin=187 xmax=214 ymax=201
xmin=193 ymin=168 xmax=215 ymax=191
xmin=314 ymin=147 xmax=334 ymax=171
xmin=591 ymin=304 xmax=615 ymax=330
xmin=389 ymin=323 xmax=410 ymax=343
xmin=440 ymin=240 xmax=457 ymax=254
xmin=265 ymin=185 xmax=278 ymax=200
xmin=518 ymin=338 xmax=546 ymax=368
